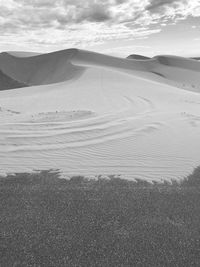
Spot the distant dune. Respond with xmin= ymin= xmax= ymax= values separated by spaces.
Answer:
xmin=6 ymin=51 xmax=41 ymax=57
xmin=1 ymin=48 xmax=200 ymax=181
xmin=191 ymin=57 xmax=200 ymax=61
xmin=127 ymin=54 xmax=150 ymax=60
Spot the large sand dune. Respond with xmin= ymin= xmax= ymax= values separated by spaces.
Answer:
xmin=1 ymin=49 xmax=200 ymax=181
xmin=0 ymin=49 xmax=85 ymax=86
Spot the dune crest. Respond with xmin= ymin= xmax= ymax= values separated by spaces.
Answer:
xmin=1 ymin=48 xmax=200 ymax=92
xmin=1 ymin=49 xmax=151 ymax=88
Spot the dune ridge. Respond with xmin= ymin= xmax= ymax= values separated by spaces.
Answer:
xmin=1 ymin=49 xmax=200 ymax=92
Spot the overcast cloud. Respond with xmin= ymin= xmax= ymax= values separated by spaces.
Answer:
xmin=0 ymin=0 xmax=200 ymax=51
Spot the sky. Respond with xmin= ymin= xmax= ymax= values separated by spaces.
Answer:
xmin=0 ymin=0 xmax=200 ymax=57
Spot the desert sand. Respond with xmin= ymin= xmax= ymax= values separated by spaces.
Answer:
xmin=1 ymin=49 xmax=200 ymax=181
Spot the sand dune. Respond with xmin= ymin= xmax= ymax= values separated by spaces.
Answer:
xmin=0 ymin=49 xmax=85 ymax=86
xmin=1 ymin=49 xmax=200 ymax=92
xmin=1 ymin=49 xmax=200 ymax=181
xmin=192 ymin=57 xmax=200 ymax=61
xmin=127 ymin=54 xmax=150 ymax=60
xmin=6 ymin=51 xmax=41 ymax=57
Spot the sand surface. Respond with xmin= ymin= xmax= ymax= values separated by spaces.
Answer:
xmin=1 ymin=49 xmax=200 ymax=181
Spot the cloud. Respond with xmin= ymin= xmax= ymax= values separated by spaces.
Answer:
xmin=0 ymin=0 xmax=200 ymax=51
xmin=146 ymin=0 xmax=178 ymax=11
xmin=77 ymin=3 xmax=111 ymax=22
xmin=146 ymin=0 xmax=200 ymax=20
xmin=15 ymin=0 xmax=58 ymax=8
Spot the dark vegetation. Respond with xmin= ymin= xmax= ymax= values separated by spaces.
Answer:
xmin=1 ymin=168 xmax=200 ymax=266
xmin=0 ymin=69 xmax=28 ymax=90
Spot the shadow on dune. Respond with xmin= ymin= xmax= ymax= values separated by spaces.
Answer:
xmin=0 ymin=167 xmax=200 ymax=266
xmin=0 ymin=49 xmax=85 ymax=88
xmin=0 ymin=69 xmax=28 ymax=91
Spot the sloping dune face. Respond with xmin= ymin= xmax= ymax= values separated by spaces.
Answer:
xmin=1 ymin=49 xmax=200 ymax=181
xmin=0 ymin=69 xmax=28 ymax=91
xmin=151 ymin=55 xmax=200 ymax=91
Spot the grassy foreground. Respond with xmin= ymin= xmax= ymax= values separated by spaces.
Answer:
xmin=1 ymin=168 xmax=200 ymax=267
